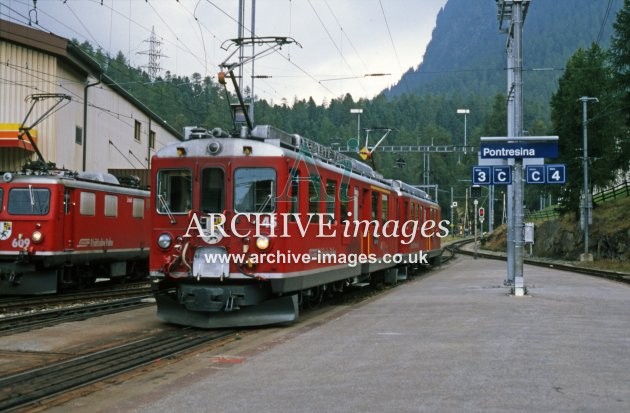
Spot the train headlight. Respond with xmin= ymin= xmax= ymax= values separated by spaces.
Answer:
xmin=255 ymin=235 xmax=270 ymax=251
xmin=157 ymin=233 xmax=172 ymax=249
xmin=207 ymin=141 xmax=222 ymax=155
xmin=31 ymin=230 xmax=44 ymax=243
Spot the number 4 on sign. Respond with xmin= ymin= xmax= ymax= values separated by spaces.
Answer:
xmin=546 ymin=164 xmax=566 ymax=184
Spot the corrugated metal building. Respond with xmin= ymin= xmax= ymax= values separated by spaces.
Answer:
xmin=0 ymin=19 xmax=182 ymax=184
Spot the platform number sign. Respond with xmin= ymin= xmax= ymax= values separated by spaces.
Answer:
xmin=492 ymin=166 xmax=512 ymax=185
xmin=546 ymin=164 xmax=566 ymax=184
xmin=472 ymin=166 xmax=491 ymax=185
xmin=472 ymin=166 xmax=511 ymax=185
xmin=526 ymin=164 xmax=566 ymax=184
xmin=526 ymin=165 xmax=546 ymax=184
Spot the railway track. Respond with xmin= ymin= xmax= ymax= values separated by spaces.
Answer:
xmin=0 ymin=282 xmax=151 ymax=315
xmin=0 ymin=282 xmax=154 ymax=335
xmin=0 ymin=328 xmax=235 ymax=412
xmin=447 ymin=238 xmax=630 ymax=285
xmin=0 ymin=295 xmax=154 ymax=336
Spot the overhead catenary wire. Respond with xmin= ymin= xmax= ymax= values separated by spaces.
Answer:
xmin=0 ymin=1 xmax=345 ymax=102
xmin=378 ymin=0 xmax=410 ymax=94
xmin=596 ymin=0 xmax=615 ymax=46
xmin=1 ymin=0 xmax=438 ymax=104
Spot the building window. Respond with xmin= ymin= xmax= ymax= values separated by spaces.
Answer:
xmin=149 ymin=130 xmax=156 ymax=149
xmin=134 ymin=120 xmax=141 ymax=141
xmin=75 ymin=126 xmax=83 ymax=145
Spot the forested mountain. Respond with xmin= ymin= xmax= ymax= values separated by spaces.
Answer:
xmin=75 ymin=0 xmax=629 ymax=227
xmin=386 ymin=0 xmax=623 ymax=104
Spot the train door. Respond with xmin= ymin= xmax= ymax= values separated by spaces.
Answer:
xmin=360 ymin=187 xmax=371 ymax=256
xmin=424 ymin=205 xmax=431 ymax=251
xmin=401 ymin=199 xmax=408 ymax=249
xmin=340 ymin=183 xmax=351 ymax=246
xmin=61 ymin=186 xmax=74 ymax=252
xmin=359 ymin=187 xmax=372 ymax=276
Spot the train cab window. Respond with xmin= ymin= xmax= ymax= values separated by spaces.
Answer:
xmin=80 ymin=192 xmax=96 ymax=216
xmin=8 ymin=187 xmax=50 ymax=215
xmin=104 ymin=195 xmax=118 ymax=217
xmin=325 ymin=179 xmax=337 ymax=223
xmin=234 ymin=168 xmax=276 ymax=212
xmin=201 ymin=168 xmax=224 ymax=213
xmin=156 ymin=169 xmax=192 ymax=214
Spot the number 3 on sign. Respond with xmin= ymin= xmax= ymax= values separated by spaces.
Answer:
xmin=472 ymin=166 xmax=491 ymax=185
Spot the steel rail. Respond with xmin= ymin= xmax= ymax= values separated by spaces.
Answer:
xmin=0 ymin=329 xmax=235 ymax=412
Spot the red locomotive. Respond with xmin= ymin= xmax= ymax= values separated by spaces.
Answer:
xmin=149 ymin=125 xmax=446 ymax=328
xmin=0 ymin=166 xmax=150 ymax=294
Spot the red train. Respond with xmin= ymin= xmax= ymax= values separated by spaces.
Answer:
xmin=0 ymin=167 xmax=150 ymax=294
xmin=150 ymin=125 xmax=446 ymax=328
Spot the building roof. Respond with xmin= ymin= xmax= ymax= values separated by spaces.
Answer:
xmin=0 ymin=19 xmax=183 ymax=140
xmin=0 ymin=18 xmax=68 ymax=57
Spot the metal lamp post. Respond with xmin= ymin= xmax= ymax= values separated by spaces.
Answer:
xmin=350 ymin=108 xmax=363 ymax=141
xmin=578 ymin=96 xmax=598 ymax=262
xmin=457 ymin=108 xmax=470 ymax=154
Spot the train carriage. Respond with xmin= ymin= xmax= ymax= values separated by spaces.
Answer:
xmin=150 ymin=125 xmax=444 ymax=328
xmin=0 ymin=169 xmax=150 ymax=294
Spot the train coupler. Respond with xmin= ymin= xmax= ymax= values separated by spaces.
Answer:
xmin=224 ymin=293 xmax=242 ymax=312
xmin=7 ymin=272 xmax=21 ymax=285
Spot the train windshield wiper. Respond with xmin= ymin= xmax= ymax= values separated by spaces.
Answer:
xmin=28 ymin=184 xmax=35 ymax=212
xmin=158 ymin=194 xmax=177 ymax=224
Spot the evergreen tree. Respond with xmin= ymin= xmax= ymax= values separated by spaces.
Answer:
xmin=610 ymin=0 xmax=630 ymax=128
xmin=550 ymin=44 xmax=622 ymax=214
xmin=609 ymin=0 xmax=630 ymax=176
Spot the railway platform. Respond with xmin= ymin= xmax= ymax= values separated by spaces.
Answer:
xmin=49 ymin=255 xmax=630 ymax=413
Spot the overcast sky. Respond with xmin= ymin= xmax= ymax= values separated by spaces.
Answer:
xmin=1 ymin=0 xmax=448 ymax=104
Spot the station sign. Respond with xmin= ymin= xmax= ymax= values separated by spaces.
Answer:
xmin=472 ymin=166 xmax=491 ymax=185
xmin=480 ymin=142 xmax=558 ymax=159
xmin=492 ymin=166 xmax=512 ymax=185
xmin=546 ymin=164 xmax=566 ymax=184
xmin=472 ymin=165 xmax=512 ymax=185
xmin=526 ymin=165 xmax=545 ymax=183
xmin=526 ymin=164 xmax=566 ymax=184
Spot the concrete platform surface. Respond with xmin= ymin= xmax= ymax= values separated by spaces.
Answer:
xmin=61 ymin=256 xmax=630 ymax=412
